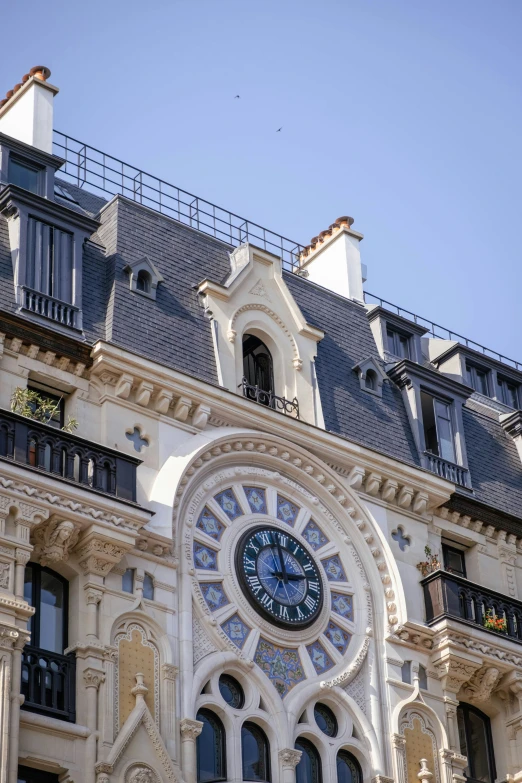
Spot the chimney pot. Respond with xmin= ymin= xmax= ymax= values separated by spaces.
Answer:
xmin=29 ymin=66 xmax=51 ymax=82
xmin=336 ymin=216 xmax=354 ymax=228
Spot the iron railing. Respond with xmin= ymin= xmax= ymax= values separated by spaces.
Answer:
xmin=22 ymin=286 xmax=79 ymax=329
xmin=422 ymin=570 xmax=522 ymax=644
xmin=240 ymin=378 xmax=300 ymax=418
xmin=423 ymin=452 xmax=470 ymax=488
xmin=21 ymin=645 xmax=76 ymax=722
xmin=364 ymin=291 xmax=521 ymax=371
xmin=0 ymin=408 xmax=140 ymax=502
xmin=53 ymin=130 xmax=304 ymax=271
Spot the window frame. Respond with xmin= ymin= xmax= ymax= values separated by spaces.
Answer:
xmin=466 ymin=363 xmax=490 ymax=396
xmin=420 ymin=389 xmax=457 ymax=464
xmin=122 ymin=568 xmax=135 ymax=594
xmin=442 ymin=543 xmax=467 ymax=578
xmin=295 ymin=737 xmax=322 ymax=783
xmin=142 ymin=572 xmax=154 ymax=600
xmin=241 ymin=721 xmax=271 ymax=783
xmin=457 ymin=703 xmax=496 ymax=783
xmin=336 ymin=750 xmax=363 ymax=783
xmin=18 ymin=766 xmax=60 ymax=783
xmin=387 ymin=326 xmax=411 ymax=360
xmin=8 ymin=154 xmax=45 ymax=196
xmin=497 ymin=375 xmax=520 ymax=409
xmin=196 ymin=708 xmax=227 ymax=783
xmin=24 ymin=562 xmax=69 ymax=653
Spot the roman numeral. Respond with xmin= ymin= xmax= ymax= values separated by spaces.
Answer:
xmin=258 ymin=531 xmax=271 ymax=547
xmin=277 ymin=533 xmax=288 ymax=548
xmin=279 ymin=605 xmax=289 ymax=620
xmin=308 ymin=581 xmax=319 ymax=593
xmin=244 ymin=557 xmax=256 ymax=571
xmin=248 ymin=576 xmax=263 ymax=595
xmin=248 ymin=542 xmax=260 ymax=554
xmin=304 ymin=595 xmax=316 ymax=611
xmin=303 ymin=562 xmax=314 ymax=572
xmin=296 ymin=606 xmax=304 ymax=619
xmin=259 ymin=593 xmax=274 ymax=610
xmin=293 ymin=544 xmax=300 ymax=555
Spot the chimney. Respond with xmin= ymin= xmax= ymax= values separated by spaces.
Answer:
xmin=297 ymin=216 xmax=366 ymax=304
xmin=0 ymin=66 xmax=57 ymax=154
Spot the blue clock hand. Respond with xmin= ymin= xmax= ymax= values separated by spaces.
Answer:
xmin=276 ymin=540 xmax=288 ymax=584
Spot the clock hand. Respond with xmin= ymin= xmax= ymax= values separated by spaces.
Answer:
xmin=276 ymin=541 xmax=288 ymax=584
xmin=270 ymin=571 xmax=305 ymax=582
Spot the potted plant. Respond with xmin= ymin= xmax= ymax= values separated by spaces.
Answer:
xmin=482 ymin=609 xmax=507 ymax=634
xmin=416 ymin=545 xmax=441 ymax=577
xmin=11 ymin=387 xmax=78 ymax=433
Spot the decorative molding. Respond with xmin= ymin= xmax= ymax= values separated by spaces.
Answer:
xmin=180 ymin=717 xmax=203 ymax=740
xmin=228 ymin=303 xmax=301 ymax=365
xmin=83 ymin=667 xmax=105 ymax=689
xmin=279 ymin=749 xmax=302 ymax=768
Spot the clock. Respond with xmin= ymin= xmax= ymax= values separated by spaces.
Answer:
xmin=235 ymin=525 xmax=324 ymax=629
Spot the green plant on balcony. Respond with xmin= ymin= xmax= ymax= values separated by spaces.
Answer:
xmin=10 ymin=387 xmax=78 ymax=434
xmin=416 ymin=545 xmax=441 ymax=577
xmin=482 ymin=609 xmax=507 ymax=633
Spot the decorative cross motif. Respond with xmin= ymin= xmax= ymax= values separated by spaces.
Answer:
xmin=126 ymin=427 xmax=149 ymax=453
xmin=392 ymin=526 xmax=411 ymax=551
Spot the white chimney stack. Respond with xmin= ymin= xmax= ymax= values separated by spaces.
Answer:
xmin=0 ymin=66 xmax=58 ymax=154
xmin=297 ymin=216 xmax=365 ymax=304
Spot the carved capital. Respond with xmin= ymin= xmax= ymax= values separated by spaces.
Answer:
xmin=83 ymin=667 xmax=105 ymax=689
xmin=434 ymin=654 xmax=482 ymax=694
xmin=33 ymin=518 xmax=80 ymax=566
xmin=279 ymin=749 xmax=302 ymax=768
xmin=15 ymin=548 xmax=31 ymax=566
xmin=161 ymin=663 xmax=179 ymax=681
xmin=391 ymin=732 xmax=406 ymax=750
xmin=180 ymin=717 xmax=204 ymax=740
xmin=85 ymin=587 xmax=103 ymax=606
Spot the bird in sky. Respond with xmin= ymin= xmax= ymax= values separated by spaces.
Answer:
xmin=276 ymin=127 xmax=283 ymax=132
xmin=234 ymin=95 xmax=240 ymax=99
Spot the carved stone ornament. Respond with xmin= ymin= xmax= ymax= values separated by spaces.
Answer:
xmin=0 ymin=562 xmax=10 ymax=589
xmin=76 ymin=537 xmax=127 ymax=576
xmin=180 ymin=717 xmax=203 ymax=740
xmin=125 ymin=765 xmax=159 ymax=783
xmin=33 ymin=517 xmax=80 ymax=566
xmin=435 ymin=658 xmax=481 ymax=693
xmin=83 ymin=667 xmax=106 ymax=690
xmin=462 ymin=666 xmax=501 ymax=703
xmin=279 ymin=749 xmax=302 ymax=768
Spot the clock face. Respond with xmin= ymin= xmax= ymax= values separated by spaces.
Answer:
xmin=235 ymin=525 xmax=324 ymax=629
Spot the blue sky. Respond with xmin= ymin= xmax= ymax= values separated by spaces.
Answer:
xmin=3 ymin=0 xmax=520 ymax=360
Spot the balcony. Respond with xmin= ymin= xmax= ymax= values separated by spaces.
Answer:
xmin=0 ymin=408 xmax=140 ymax=502
xmin=22 ymin=286 xmax=80 ymax=329
xmin=424 ymin=452 xmax=470 ymax=488
xmin=422 ymin=570 xmax=522 ymax=644
xmin=241 ymin=378 xmax=300 ymax=418
xmin=21 ymin=645 xmax=76 ymax=722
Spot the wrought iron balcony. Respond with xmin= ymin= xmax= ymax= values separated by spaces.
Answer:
xmin=422 ymin=570 xmax=522 ymax=644
xmin=240 ymin=378 xmax=300 ymax=418
xmin=21 ymin=645 xmax=76 ymax=722
xmin=22 ymin=286 xmax=80 ymax=329
xmin=0 ymin=408 xmax=140 ymax=502
xmin=424 ymin=452 xmax=470 ymax=488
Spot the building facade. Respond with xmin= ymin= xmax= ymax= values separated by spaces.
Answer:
xmin=0 ymin=66 xmax=521 ymax=783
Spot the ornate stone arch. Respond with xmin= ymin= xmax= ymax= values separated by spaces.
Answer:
xmin=397 ymin=708 xmax=442 ymax=783
xmin=228 ymin=303 xmax=301 ymax=367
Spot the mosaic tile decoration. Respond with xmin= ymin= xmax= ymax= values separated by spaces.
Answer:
xmin=324 ymin=621 xmax=351 ymax=655
xmin=254 ymin=638 xmax=306 ymax=698
xmin=331 ymin=592 xmax=354 ymax=621
xmin=196 ymin=506 xmax=226 ymax=541
xmin=221 ymin=613 xmax=251 ymax=649
xmin=301 ymin=519 xmax=328 ymax=550
xmin=276 ymin=495 xmax=299 ymax=527
xmin=320 ymin=555 xmax=347 ymax=582
xmin=214 ymin=489 xmax=242 ymax=521
xmin=243 ymin=486 xmax=268 ymax=515
xmin=306 ymin=639 xmax=335 ymax=674
xmin=201 ymin=582 xmax=229 ymax=611
xmin=193 ymin=542 xmax=218 ymax=570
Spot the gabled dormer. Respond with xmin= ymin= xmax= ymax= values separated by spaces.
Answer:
xmin=197 ymin=242 xmax=324 ymax=424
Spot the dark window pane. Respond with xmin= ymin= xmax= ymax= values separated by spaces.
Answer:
xmin=468 ymin=710 xmax=491 ymax=782
xmin=476 ymin=370 xmax=488 ymax=396
xmin=24 ymin=566 xmax=34 ymax=639
xmin=39 ymin=571 xmax=65 ymax=653
xmin=243 ymin=335 xmax=274 ymax=401
xmin=122 ymin=568 xmax=134 ymax=594
xmin=336 ymin=751 xmax=361 ymax=783
xmin=314 ymin=703 xmax=338 ymax=737
xmin=499 ymin=378 xmax=519 ymax=408
xmin=242 ymin=722 xmax=270 ymax=782
xmin=219 ymin=674 xmax=244 ymax=708
xmin=197 ymin=709 xmax=226 ymax=783
xmin=418 ymin=665 xmax=428 ymax=690
xmin=421 ymin=391 xmax=438 ymax=455
xmin=457 ymin=708 xmax=468 ymax=758
xmin=401 ymin=661 xmax=411 ymax=684
xmin=434 ymin=399 xmax=455 ymax=462
xmin=387 ymin=329 xmax=396 ymax=355
xmin=399 ymin=334 xmax=410 ymax=358
xmin=143 ymin=573 xmax=154 ymax=600
xmin=9 ymin=157 xmax=40 ymax=193
xmin=136 ymin=270 xmax=151 ymax=293
xmin=296 ymin=738 xmax=322 ymax=783
xmin=442 ymin=545 xmax=466 ymax=578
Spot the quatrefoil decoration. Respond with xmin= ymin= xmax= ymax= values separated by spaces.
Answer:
xmin=126 ymin=426 xmax=149 ymax=453
xmin=391 ymin=526 xmax=411 ymax=552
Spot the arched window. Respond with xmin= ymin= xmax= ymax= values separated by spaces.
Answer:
xmin=242 ymin=721 xmax=270 ymax=782
xmin=457 ymin=703 xmax=496 ymax=783
xmin=143 ymin=573 xmax=154 ymax=600
xmin=243 ymin=334 xmax=274 ymax=404
xmin=136 ymin=269 xmax=152 ymax=293
xmin=364 ymin=369 xmax=377 ymax=390
xmin=196 ymin=708 xmax=226 ymax=782
xmin=314 ymin=703 xmax=338 ymax=737
xmin=23 ymin=564 xmax=67 ymax=654
xmin=295 ymin=737 xmax=322 ymax=783
xmin=336 ymin=751 xmax=362 ymax=783
xmin=219 ymin=673 xmax=244 ymax=708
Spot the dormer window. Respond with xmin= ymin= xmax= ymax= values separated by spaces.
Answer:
xmin=136 ymin=269 xmax=152 ymax=294
xmin=466 ymin=363 xmax=490 ymax=396
xmin=27 ymin=217 xmax=74 ymax=308
xmin=8 ymin=155 xmax=42 ymax=194
xmin=498 ymin=376 xmax=519 ymax=409
xmin=420 ymin=390 xmax=456 ymax=463
xmin=243 ymin=334 xmax=274 ymax=405
xmin=387 ymin=327 xmax=410 ymax=359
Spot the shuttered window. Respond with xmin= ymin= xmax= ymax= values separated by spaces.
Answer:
xmin=27 ymin=217 xmax=73 ymax=303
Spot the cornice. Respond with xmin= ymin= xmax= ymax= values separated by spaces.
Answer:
xmin=0 ymin=131 xmax=65 ymax=170
xmin=500 ymin=410 xmax=522 ymax=439
xmin=388 ymin=359 xmax=474 ymax=400
xmin=0 ymin=184 xmax=100 ymax=234
xmin=366 ymin=305 xmax=429 ymax=337
xmin=0 ymin=309 xmax=93 ymax=366
xmin=431 ymin=341 xmax=522 ymax=384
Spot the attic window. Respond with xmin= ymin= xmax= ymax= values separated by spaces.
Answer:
xmin=9 ymin=155 xmax=42 ymax=195
xmin=125 ymin=256 xmax=164 ymax=301
xmin=353 ymin=357 xmax=387 ymax=398
xmin=136 ymin=269 xmax=152 ymax=294
xmin=365 ymin=369 xmax=377 ymax=391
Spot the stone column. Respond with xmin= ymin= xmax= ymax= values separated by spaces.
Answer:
xmin=83 ymin=667 xmax=105 ymax=783
xmin=7 ymin=632 xmax=29 ymax=783
xmin=161 ymin=664 xmax=179 ymax=760
xmin=180 ymin=718 xmax=203 ymax=783
xmin=85 ymin=587 xmax=103 ymax=642
xmin=279 ymin=749 xmax=302 ymax=783
xmin=391 ymin=733 xmax=407 ymax=783
xmin=14 ymin=549 xmax=30 ymax=599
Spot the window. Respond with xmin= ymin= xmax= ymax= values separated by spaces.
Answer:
xmin=418 ymin=664 xmax=428 ymax=690
xmin=336 ymin=751 xmax=362 ymax=783
xmin=242 ymin=722 xmax=270 ymax=782
xmin=219 ymin=674 xmax=244 ymax=708
xmin=457 ymin=703 xmax=496 ymax=783
xmin=27 ymin=387 xmax=65 ymax=429
xmin=467 ymin=365 xmax=490 ymax=396
xmin=442 ymin=544 xmax=466 ymax=578
xmin=8 ymin=156 xmax=41 ymax=194
xmin=18 ymin=767 xmax=60 ymax=783
xmin=196 ymin=709 xmax=226 ymax=783
xmin=143 ymin=573 xmax=154 ymax=600
xmin=314 ymin=703 xmax=338 ymax=737
xmin=136 ymin=269 xmax=152 ymax=293
xmin=420 ymin=390 xmax=456 ymax=463
xmin=401 ymin=661 xmax=411 ymax=685
xmin=27 ymin=217 xmax=74 ymax=304
xmin=387 ymin=328 xmax=410 ymax=359
xmin=295 ymin=738 xmax=322 ymax=783
xmin=498 ymin=376 xmax=519 ymax=409
xmin=24 ymin=564 xmax=67 ymax=654
xmin=365 ymin=369 xmax=377 ymax=391
xmin=122 ymin=568 xmax=134 ymax=594
xmin=243 ymin=335 xmax=274 ymax=399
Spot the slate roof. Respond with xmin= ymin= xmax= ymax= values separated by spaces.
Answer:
xmin=0 ymin=177 xmax=521 ymax=528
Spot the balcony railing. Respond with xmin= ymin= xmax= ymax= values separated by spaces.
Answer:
xmin=422 ymin=570 xmax=522 ymax=644
xmin=0 ymin=409 xmax=140 ymax=502
xmin=424 ymin=452 xmax=470 ymax=488
xmin=241 ymin=378 xmax=300 ymax=418
xmin=21 ymin=645 xmax=76 ymax=722
xmin=22 ymin=286 xmax=80 ymax=329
